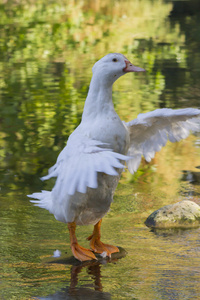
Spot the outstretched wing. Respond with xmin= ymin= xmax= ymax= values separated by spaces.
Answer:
xmin=40 ymin=133 xmax=130 ymax=198
xmin=125 ymin=108 xmax=200 ymax=173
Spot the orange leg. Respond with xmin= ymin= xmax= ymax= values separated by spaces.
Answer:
xmin=68 ymin=222 xmax=97 ymax=262
xmin=87 ymin=219 xmax=119 ymax=257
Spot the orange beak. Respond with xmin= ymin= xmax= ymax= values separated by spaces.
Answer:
xmin=123 ymin=60 xmax=145 ymax=73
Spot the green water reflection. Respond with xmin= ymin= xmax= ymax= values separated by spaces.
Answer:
xmin=0 ymin=0 xmax=200 ymax=299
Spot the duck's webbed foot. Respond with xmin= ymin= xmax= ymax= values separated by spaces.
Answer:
xmin=87 ymin=235 xmax=119 ymax=257
xmin=68 ymin=222 xmax=97 ymax=262
xmin=71 ymin=242 xmax=97 ymax=262
xmin=87 ymin=219 xmax=119 ymax=258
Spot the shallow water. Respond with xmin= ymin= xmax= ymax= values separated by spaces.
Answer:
xmin=1 ymin=193 xmax=200 ymax=299
xmin=1 ymin=0 xmax=200 ymax=299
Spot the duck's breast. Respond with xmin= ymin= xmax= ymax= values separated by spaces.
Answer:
xmin=85 ymin=114 xmax=130 ymax=155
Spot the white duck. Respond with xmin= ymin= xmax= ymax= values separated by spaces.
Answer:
xmin=29 ymin=53 xmax=200 ymax=262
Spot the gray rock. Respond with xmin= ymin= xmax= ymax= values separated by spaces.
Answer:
xmin=145 ymin=200 xmax=200 ymax=229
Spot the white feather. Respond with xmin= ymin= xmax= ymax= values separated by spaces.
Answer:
xmin=126 ymin=108 xmax=200 ymax=173
xmin=30 ymin=133 xmax=130 ymax=204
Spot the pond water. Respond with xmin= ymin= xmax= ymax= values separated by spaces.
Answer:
xmin=1 ymin=0 xmax=200 ymax=299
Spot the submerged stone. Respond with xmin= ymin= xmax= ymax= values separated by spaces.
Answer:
xmin=145 ymin=200 xmax=200 ymax=229
xmin=43 ymin=246 xmax=127 ymax=265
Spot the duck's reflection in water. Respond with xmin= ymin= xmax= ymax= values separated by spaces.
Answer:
xmin=67 ymin=261 xmax=110 ymax=299
xmin=38 ymin=247 xmax=126 ymax=300
xmin=39 ymin=262 xmax=110 ymax=300
xmin=70 ymin=261 xmax=103 ymax=291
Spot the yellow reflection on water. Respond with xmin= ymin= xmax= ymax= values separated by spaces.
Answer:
xmin=1 ymin=0 xmax=200 ymax=299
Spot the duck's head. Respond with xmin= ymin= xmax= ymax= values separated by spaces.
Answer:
xmin=92 ymin=53 xmax=145 ymax=86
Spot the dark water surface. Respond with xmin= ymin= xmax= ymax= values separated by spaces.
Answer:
xmin=1 ymin=0 xmax=200 ymax=299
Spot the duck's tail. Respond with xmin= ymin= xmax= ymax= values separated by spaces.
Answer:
xmin=28 ymin=190 xmax=53 ymax=213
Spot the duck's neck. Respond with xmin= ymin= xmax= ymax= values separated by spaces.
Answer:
xmin=82 ymin=74 xmax=115 ymax=122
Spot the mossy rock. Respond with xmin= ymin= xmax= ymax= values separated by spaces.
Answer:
xmin=145 ymin=200 xmax=200 ymax=229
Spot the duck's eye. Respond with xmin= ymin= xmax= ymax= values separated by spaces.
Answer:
xmin=112 ymin=58 xmax=118 ymax=62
